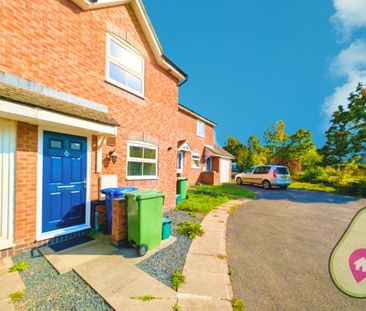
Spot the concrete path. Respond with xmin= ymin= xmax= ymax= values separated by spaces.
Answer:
xmin=178 ymin=199 xmax=251 ymax=310
xmin=228 ymin=185 xmax=366 ymax=310
xmin=0 ymin=257 xmax=26 ymax=310
xmin=40 ymin=234 xmax=177 ymax=311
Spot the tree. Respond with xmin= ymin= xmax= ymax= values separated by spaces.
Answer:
xmin=323 ymin=83 xmax=365 ymax=164
xmin=263 ymin=121 xmax=289 ymax=163
xmin=247 ymin=135 xmax=268 ymax=167
xmin=286 ymin=128 xmax=314 ymax=162
xmin=223 ymin=137 xmax=243 ymax=157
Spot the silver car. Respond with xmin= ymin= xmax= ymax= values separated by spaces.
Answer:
xmin=235 ymin=165 xmax=291 ymax=189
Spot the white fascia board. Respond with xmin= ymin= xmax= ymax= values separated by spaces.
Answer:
xmin=0 ymin=99 xmax=117 ymax=136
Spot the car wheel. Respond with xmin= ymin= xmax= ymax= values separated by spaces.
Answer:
xmin=236 ymin=177 xmax=243 ymax=185
xmin=262 ymin=180 xmax=272 ymax=190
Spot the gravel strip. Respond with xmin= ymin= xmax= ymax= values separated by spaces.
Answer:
xmin=137 ymin=210 xmax=200 ymax=288
xmin=13 ymin=249 xmax=113 ymax=311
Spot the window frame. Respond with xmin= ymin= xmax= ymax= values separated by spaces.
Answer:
xmin=105 ymin=33 xmax=145 ymax=98
xmin=191 ymin=153 xmax=201 ymax=169
xmin=196 ymin=120 xmax=205 ymax=138
xmin=126 ymin=141 xmax=158 ymax=180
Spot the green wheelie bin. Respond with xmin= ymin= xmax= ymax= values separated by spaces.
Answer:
xmin=125 ymin=190 xmax=164 ymax=257
xmin=177 ymin=177 xmax=188 ymax=200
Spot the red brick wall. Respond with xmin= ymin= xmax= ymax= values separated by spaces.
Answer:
xmin=0 ymin=0 xmax=184 ymax=256
xmin=177 ymin=109 xmax=215 ymax=186
xmin=0 ymin=0 xmax=180 ymax=207
xmin=15 ymin=122 xmax=38 ymax=246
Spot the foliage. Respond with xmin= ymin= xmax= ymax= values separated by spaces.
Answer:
xmin=231 ymin=297 xmax=245 ymax=311
xmin=176 ymin=185 xmax=255 ymax=215
xmin=171 ymin=271 xmax=185 ymax=291
xmin=323 ymin=83 xmax=366 ymax=164
xmin=9 ymin=261 xmax=28 ymax=273
xmin=9 ymin=290 xmax=25 ymax=303
xmin=130 ymin=295 xmax=161 ymax=302
xmin=177 ymin=221 xmax=204 ymax=239
xmin=289 ymin=181 xmax=336 ymax=193
xmin=224 ymin=121 xmax=315 ymax=173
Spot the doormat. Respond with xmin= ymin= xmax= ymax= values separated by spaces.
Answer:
xmin=49 ymin=236 xmax=94 ymax=252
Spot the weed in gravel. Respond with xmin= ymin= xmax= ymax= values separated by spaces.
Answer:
xmin=173 ymin=303 xmax=182 ymax=311
xmin=187 ymin=211 xmax=197 ymax=217
xmin=10 ymin=290 xmax=25 ymax=303
xmin=177 ymin=221 xmax=204 ymax=239
xmin=231 ymin=297 xmax=245 ymax=311
xmin=171 ymin=271 xmax=185 ymax=291
xmin=9 ymin=261 xmax=28 ymax=272
xmin=130 ymin=295 xmax=161 ymax=302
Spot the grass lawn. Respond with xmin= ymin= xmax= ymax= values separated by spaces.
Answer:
xmin=176 ymin=184 xmax=255 ymax=216
xmin=289 ymin=181 xmax=336 ymax=193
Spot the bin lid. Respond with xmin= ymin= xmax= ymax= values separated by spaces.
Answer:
xmin=163 ymin=217 xmax=172 ymax=224
xmin=125 ymin=189 xmax=165 ymax=201
xmin=101 ymin=187 xmax=137 ymax=196
xmin=177 ymin=177 xmax=188 ymax=181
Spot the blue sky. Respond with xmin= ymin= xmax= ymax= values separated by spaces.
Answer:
xmin=143 ymin=0 xmax=366 ymax=147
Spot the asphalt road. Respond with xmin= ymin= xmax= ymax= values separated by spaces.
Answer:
xmin=227 ymin=185 xmax=366 ymax=311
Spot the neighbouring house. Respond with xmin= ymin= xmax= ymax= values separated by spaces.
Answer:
xmin=177 ymin=104 xmax=235 ymax=186
xmin=0 ymin=0 xmax=188 ymax=257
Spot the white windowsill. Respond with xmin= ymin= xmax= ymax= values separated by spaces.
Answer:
xmin=126 ymin=176 xmax=159 ymax=181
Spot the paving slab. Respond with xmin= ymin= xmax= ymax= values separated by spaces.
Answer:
xmin=179 ymin=268 xmax=231 ymax=298
xmin=40 ymin=240 xmax=119 ymax=273
xmin=178 ymin=297 xmax=232 ymax=311
xmin=108 ymin=297 xmax=177 ymax=311
xmin=0 ymin=258 xmax=25 ymax=311
xmin=184 ymin=253 xmax=228 ymax=274
xmin=178 ymin=199 xmax=251 ymax=310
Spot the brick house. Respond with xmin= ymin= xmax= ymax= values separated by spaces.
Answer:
xmin=0 ymin=0 xmax=234 ymax=257
xmin=177 ymin=104 xmax=235 ymax=186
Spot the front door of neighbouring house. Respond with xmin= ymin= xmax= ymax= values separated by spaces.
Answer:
xmin=0 ymin=119 xmax=16 ymax=250
xmin=220 ymin=159 xmax=230 ymax=183
xmin=42 ymin=131 xmax=87 ymax=233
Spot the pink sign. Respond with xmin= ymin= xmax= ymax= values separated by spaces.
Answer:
xmin=349 ymin=249 xmax=366 ymax=283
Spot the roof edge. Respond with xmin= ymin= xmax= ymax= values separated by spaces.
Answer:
xmin=70 ymin=0 xmax=187 ymax=83
xmin=178 ymin=104 xmax=217 ymax=127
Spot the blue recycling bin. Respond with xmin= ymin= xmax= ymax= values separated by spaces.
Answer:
xmin=100 ymin=187 xmax=137 ymax=234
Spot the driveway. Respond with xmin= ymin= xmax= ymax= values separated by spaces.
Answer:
xmin=227 ymin=186 xmax=366 ymax=310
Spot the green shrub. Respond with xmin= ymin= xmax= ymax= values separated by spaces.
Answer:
xmin=231 ymin=297 xmax=245 ymax=311
xmin=9 ymin=262 xmax=28 ymax=273
xmin=171 ymin=271 xmax=185 ymax=291
xmin=177 ymin=221 xmax=204 ymax=239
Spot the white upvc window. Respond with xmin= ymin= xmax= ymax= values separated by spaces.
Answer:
xmin=127 ymin=142 xmax=158 ymax=179
xmin=192 ymin=153 xmax=200 ymax=169
xmin=197 ymin=120 xmax=205 ymax=138
xmin=106 ymin=34 xmax=145 ymax=97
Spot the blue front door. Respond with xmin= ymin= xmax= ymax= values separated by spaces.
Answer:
xmin=42 ymin=131 xmax=87 ymax=233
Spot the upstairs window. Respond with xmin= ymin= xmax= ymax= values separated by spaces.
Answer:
xmin=106 ymin=34 xmax=145 ymax=96
xmin=197 ymin=120 xmax=205 ymax=138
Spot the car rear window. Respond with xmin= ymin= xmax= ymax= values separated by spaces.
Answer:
xmin=277 ymin=167 xmax=289 ymax=175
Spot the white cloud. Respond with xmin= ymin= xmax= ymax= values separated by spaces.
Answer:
xmin=323 ymin=40 xmax=366 ymax=117
xmin=331 ymin=0 xmax=366 ymax=40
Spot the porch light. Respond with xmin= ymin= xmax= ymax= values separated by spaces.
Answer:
xmin=108 ymin=150 xmax=118 ymax=164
